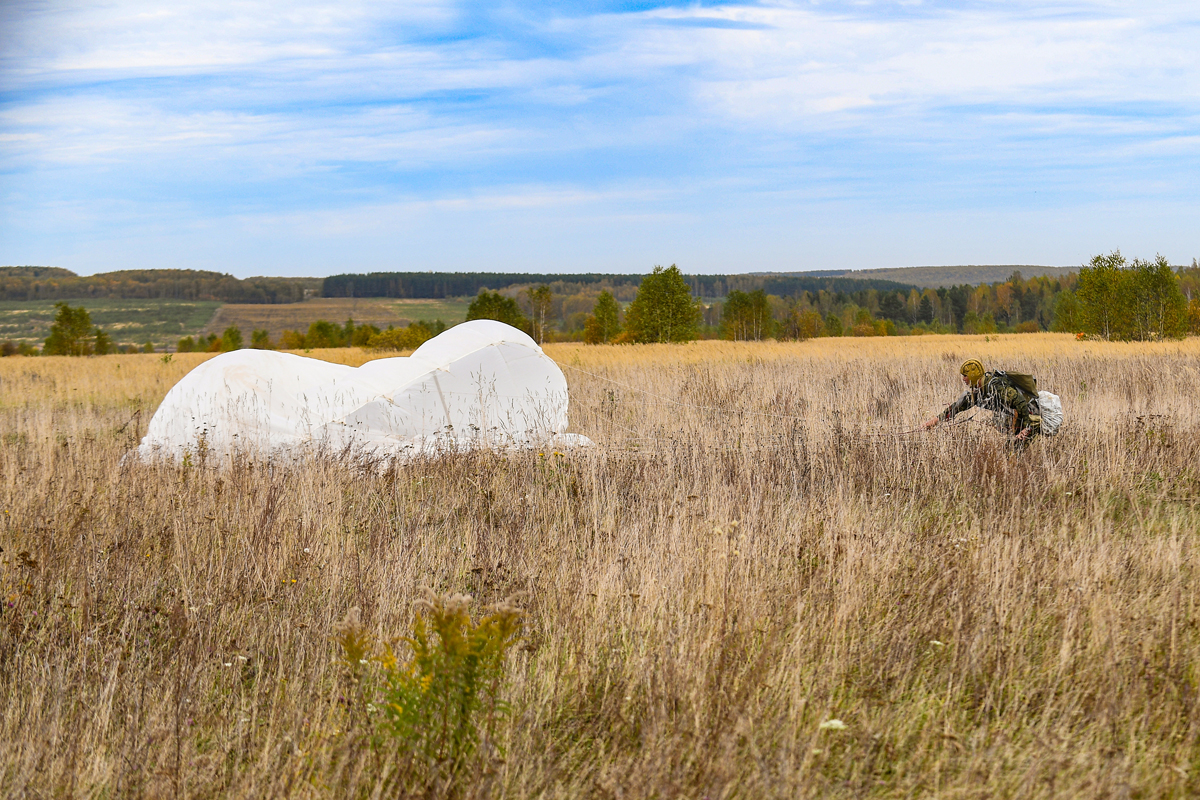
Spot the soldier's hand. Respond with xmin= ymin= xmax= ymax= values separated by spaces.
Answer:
xmin=921 ymin=418 xmax=938 ymax=431
xmin=1016 ymin=428 xmax=1030 ymax=441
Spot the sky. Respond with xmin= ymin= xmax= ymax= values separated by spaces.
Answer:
xmin=1 ymin=0 xmax=1197 ymax=278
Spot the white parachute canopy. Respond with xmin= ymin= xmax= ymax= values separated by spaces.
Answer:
xmin=137 ymin=320 xmax=590 ymax=461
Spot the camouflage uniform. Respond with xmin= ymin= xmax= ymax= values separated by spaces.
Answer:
xmin=940 ymin=371 xmax=1042 ymax=439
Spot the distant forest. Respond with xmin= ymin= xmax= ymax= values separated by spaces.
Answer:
xmin=4 ymin=264 xmax=1196 ymax=342
xmin=0 ymin=267 xmax=319 ymax=304
xmin=321 ymin=271 xmax=917 ymax=299
xmin=2 ymin=267 xmax=915 ymax=304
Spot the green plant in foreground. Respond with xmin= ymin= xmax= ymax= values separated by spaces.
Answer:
xmin=335 ymin=591 xmax=523 ymax=778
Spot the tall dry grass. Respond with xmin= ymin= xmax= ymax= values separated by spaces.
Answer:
xmin=2 ymin=333 xmax=1199 ymax=798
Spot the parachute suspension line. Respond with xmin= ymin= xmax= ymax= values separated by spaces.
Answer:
xmin=559 ymin=361 xmax=967 ymax=436
xmin=430 ymin=372 xmax=453 ymax=431
xmin=559 ymin=362 xmax=806 ymax=422
xmin=571 ymin=395 xmax=644 ymax=437
xmin=869 ymin=411 xmax=984 ymax=437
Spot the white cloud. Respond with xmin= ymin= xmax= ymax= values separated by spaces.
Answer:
xmin=1 ymin=0 xmax=1198 ymax=272
xmin=651 ymin=2 xmax=1200 ymax=132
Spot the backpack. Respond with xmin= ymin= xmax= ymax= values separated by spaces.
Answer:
xmin=993 ymin=371 xmax=1063 ymax=436
xmin=993 ymin=370 xmax=1038 ymax=398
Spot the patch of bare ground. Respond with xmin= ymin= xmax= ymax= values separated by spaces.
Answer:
xmin=1 ymin=333 xmax=1199 ymax=797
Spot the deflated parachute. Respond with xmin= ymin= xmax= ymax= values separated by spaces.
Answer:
xmin=137 ymin=320 xmax=590 ymax=461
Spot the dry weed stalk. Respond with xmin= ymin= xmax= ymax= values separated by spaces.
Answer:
xmin=0 ymin=334 xmax=1198 ymax=797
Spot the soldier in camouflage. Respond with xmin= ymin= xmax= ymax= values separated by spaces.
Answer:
xmin=921 ymin=359 xmax=1042 ymax=443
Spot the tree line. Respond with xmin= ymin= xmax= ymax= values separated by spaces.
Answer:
xmin=468 ymin=255 xmax=1199 ymax=344
xmin=177 ymin=319 xmax=450 ymax=353
xmin=321 ymin=270 xmax=915 ymax=300
xmin=10 ymin=254 xmax=1198 ymax=356
xmin=1065 ymin=253 xmax=1194 ymax=341
xmin=465 ymin=266 xmax=701 ymax=344
xmin=0 ymin=267 xmax=316 ymax=303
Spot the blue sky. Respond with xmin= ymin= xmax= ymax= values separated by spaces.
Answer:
xmin=1 ymin=0 xmax=1197 ymax=277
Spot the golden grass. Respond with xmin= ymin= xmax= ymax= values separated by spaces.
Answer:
xmin=2 ymin=333 xmax=1200 ymax=797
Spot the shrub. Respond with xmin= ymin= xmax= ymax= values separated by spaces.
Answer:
xmin=467 ymin=291 xmax=527 ymax=331
xmin=250 ymin=329 xmax=274 ymax=349
xmin=335 ymin=592 xmax=523 ymax=789
xmin=962 ymin=311 xmax=998 ymax=335
xmin=94 ymin=328 xmax=115 ymax=355
xmin=583 ymin=291 xmax=622 ymax=344
xmin=43 ymin=302 xmax=94 ymax=356
xmin=305 ymin=320 xmax=341 ymax=349
xmin=367 ymin=321 xmax=445 ymax=351
xmin=220 ymin=326 xmax=243 ymax=351
xmin=279 ymin=330 xmax=306 ymax=349
xmin=381 ymin=592 xmax=522 ymax=762
xmin=350 ymin=323 xmax=380 ymax=347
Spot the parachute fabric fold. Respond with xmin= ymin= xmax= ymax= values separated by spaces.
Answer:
xmin=136 ymin=320 xmax=587 ymax=461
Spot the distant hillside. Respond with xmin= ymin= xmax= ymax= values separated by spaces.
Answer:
xmin=0 ymin=266 xmax=77 ymax=279
xmin=0 ymin=267 xmax=319 ymax=303
xmin=831 ymin=265 xmax=1076 ymax=288
xmin=323 ymin=271 xmax=918 ymax=299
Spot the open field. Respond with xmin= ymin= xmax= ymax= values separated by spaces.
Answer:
xmin=0 ymin=299 xmax=221 ymax=347
xmin=837 ymin=266 xmax=1075 ymax=288
xmin=200 ymin=297 xmax=472 ymax=341
xmin=2 ymin=333 xmax=1200 ymax=797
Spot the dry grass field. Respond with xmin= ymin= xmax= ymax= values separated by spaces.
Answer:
xmin=2 ymin=333 xmax=1199 ymax=798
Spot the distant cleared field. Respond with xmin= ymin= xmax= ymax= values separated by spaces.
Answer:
xmin=0 ymin=298 xmax=220 ymax=347
xmin=837 ymin=265 xmax=1075 ymax=287
xmin=199 ymin=297 xmax=472 ymax=340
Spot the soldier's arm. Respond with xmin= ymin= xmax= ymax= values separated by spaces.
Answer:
xmin=940 ymin=391 xmax=975 ymax=422
xmin=924 ymin=391 xmax=974 ymax=429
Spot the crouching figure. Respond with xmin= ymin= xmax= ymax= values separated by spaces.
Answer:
xmin=922 ymin=358 xmax=1042 ymax=446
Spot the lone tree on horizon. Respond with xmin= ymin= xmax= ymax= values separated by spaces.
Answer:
xmin=466 ymin=290 xmax=529 ymax=332
xmin=43 ymin=302 xmax=114 ymax=356
xmin=584 ymin=290 xmax=622 ymax=344
xmin=624 ymin=264 xmax=701 ymax=344
xmin=523 ymin=284 xmax=553 ymax=344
